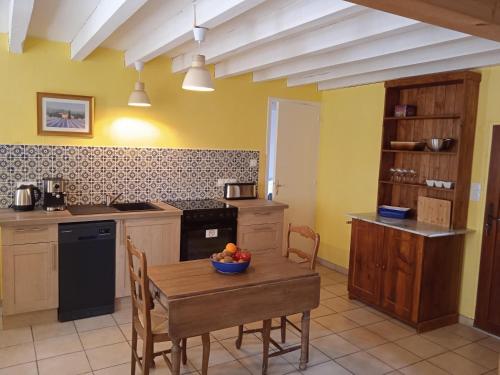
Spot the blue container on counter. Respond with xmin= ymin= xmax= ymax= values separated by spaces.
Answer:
xmin=378 ymin=205 xmax=411 ymax=219
xmin=211 ymin=259 xmax=250 ymax=274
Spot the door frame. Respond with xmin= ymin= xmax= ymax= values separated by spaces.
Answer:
xmin=265 ymin=97 xmax=321 ymax=198
xmin=474 ymin=124 xmax=500 ymax=335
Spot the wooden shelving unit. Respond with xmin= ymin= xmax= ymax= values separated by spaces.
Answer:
xmin=378 ymin=71 xmax=481 ymax=229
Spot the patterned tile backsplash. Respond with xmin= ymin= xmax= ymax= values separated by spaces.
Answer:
xmin=0 ymin=144 xmax=259 ymax=208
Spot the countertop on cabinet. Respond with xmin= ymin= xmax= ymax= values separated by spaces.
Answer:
xmin=348 ymin=212 xmax=472 ymax=238
xmin=0 ymin=202 xmax=182 ymax=226
xmin=218 ymin=198 xmax=288 ymax=212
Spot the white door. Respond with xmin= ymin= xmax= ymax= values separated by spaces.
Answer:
xmin=267 ymin=98 xmax=321 ymax=234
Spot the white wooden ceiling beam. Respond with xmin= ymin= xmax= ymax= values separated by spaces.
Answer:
xmin=318 ymin=50 xmax=500 ymax=90
xmin=8 ymin=0 xmax=35 ymax=53
xmin=288 ymin=37 xmax=500 ymax=86
xmin=252 ymin=25 xmax=468 ymax=82
xmin=214 ymin=10 xmax=421 ymax=79
xmin=124 ymin=0 xmax=265 ymax=67
xmin=171 ymin=0 xmax=364 ymax=73
xmin=71 ymin=0 xmax=148 ymax=61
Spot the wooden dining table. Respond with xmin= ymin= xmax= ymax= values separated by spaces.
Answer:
xmin=148 ymin=252 xmax=320 ymax=375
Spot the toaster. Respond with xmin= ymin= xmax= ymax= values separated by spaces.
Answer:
xmin=224 ymin=182 xmax=257 ymax=200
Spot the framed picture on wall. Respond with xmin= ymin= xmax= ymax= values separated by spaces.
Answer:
xmin=37 ymin=92 xmax=94 ymax=137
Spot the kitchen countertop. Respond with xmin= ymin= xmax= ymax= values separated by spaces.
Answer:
xmin=218 ymin=198 xmax=288 ymax=211
xmin=348 ymin=212 xmax=472 ymax=238
xmin=0 ymin=201 xmax=181 ymax=226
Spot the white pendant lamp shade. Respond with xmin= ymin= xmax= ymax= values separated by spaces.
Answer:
xmin=128 ymin=62 xmax=151 ymax=107
xmin=182 ymin=54 xmax=214 ymax=92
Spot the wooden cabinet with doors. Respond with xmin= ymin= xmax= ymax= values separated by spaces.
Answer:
xmin=237 ymin=208 xmax=285 ymax=254
xmin=115 ymin=216 xmax=180 ymax=298
xmin=2 ymin=224 xmax=58 ymax=315
xmin=348 ymin=219 xmax=464 ymax=332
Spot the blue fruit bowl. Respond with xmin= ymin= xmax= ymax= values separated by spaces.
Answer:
xmin=211 ymin=259 xmax=250 ymax=274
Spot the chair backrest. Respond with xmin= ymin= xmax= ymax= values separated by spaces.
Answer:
xmin=126 ymin=236 xmax=152 ymax=332
xmin=286 ymin=224 xmax=320 ymax=270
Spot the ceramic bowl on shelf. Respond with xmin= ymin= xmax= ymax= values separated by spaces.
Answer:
xmin=425 ymin=179 xmax=435 ymax=187
xmin=434 ymin=180 xmax=444 ymax=188
xmin=390 ymin=141 xmax=426 ymax=151
xmin=425 ymin=138 xmax=455 ymax=152
xmin=443 ymin=181 xmax=454 ymax=189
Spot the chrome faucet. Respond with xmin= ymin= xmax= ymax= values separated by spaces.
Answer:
xmin=106 ymin=193 xmax=123 ymax=207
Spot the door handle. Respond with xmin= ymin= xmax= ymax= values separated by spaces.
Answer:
xmin=52 ymin=243 xmax=57 ymax=271
xmin=275 ymin=180 xmax=284 ymax=195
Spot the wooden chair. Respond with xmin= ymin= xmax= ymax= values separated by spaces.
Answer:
xmin=127 ymin=237 xmax=210 ymax=375
xmin=236 ymin=224 xmax=320 ymax=354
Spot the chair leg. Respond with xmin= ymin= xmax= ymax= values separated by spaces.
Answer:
xmin=131 ymin=328 xmax=137 ymax=375
xmin=280 ymin=316 xmax=287 ymax=343
xmin=142 ymin=335 xmax=153 ymax=375
xmin=235 ymin=324 xmax=244 ymax=349
xmin=201 ymin=333 xmax=210 ymax=375
xmin=181 ymin=338 xmax=188 ymax=365
xmin=262 ymin=319 xmax=272 ymax=375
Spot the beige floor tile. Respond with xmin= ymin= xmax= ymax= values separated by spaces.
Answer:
xmin=93 ymin=363 xmax=130 ymax=375
xmin=0 ymin=327 xmax=32 ymax=349
xmin=478 ymin=336 xmax=500 ymax=353
xmin=322 ymin=297 xmax=361 ymax=313
xmin=443 ymin=324 xmax=489 ymax=342
xmin=395 ymin=335 xmax=446 ymax=358
xmin=341 ymin=308 xmax=385 ymax=326
xmin=336 ymin=351 xmax=393 ymax=375
xmin=185 ymin=334 xmax=216 ymax=348
xmin=0 ymin=361 xmax=38 ymax=375
xmin=311 ymin=334 xmax=359 ymax=359
xmin=0 ymin=343 xmax=36 ymax=369
xmin=149 ymin=355 xmax=199 ymax=374
xmin=74 ymin=315 xmax=116 ymax=333
xmin=283 ymin=346 xmax=330 ymax=369
xmin=111 ymin=309 xmax=132 ymax=325
xmin=428 ymin=351 xmax=489 ymax=375
xmin=38 ymin=350 xmax=91 ymax=375
xmin=85 ymin=341 xmax=130 ymax=370
xmin=327 ymin=272 xmax=348 ymax=283
xmin=311 ymin=305 xmax=335 ymax=319
xmin=240 ymin=354 xmax=295 ymax=375
xmin=366 ymin=320 xmax=414 ymax=341
xmin=35 ymin=333 xmax=82 ymax=360
xmin=270 ymin=328 xmax=301 ymax=349
xmin=314 ymin=314 xmax=359 ymax=333
xmin=299 ymin=360 xmax=351 ymax=374
xmin=206 ymin=360 xmax=251 ymax=375
xmin=307 ymin=321 xmax=333 ymax=340
xmin=319 ymin=289 xmax=336 ymax=301
xmin=338 ymin=327 xmax=387 ymax=349
xmin=220 ymin=333 xmax=264 ymax=359
xmin=211 ymin=327 xmax=239 ymax=341
xmin=320 ymin=277 xmax=338 ymax=288
xmin=32 ymin=321 xmax=76 ymax=342
xmin=79 ymin=326 xmax=126 ymax=349
xmin=118 ymin=323 xmax=132 ymax=341
xmin=400 ymin=361 xmax=449 ymax=375
xmin=454 ymin=342 xmax=499 ymax=370
xmin=187 ymin=341 xmax=235 ymax=370
xmin=324 ymin=283 xmax=348 ymax=296
xmin=422 ymin=327 xmax=472 ymax=350
xmin=368 ymin=343 xmax=420 ymax=369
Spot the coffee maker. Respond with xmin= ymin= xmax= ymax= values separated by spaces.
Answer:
xmin=42 ymin=177 xmax=67 ymax=211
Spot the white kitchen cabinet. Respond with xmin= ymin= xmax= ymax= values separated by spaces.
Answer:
xmin=2 ymin=242 xmax=58 ymax=315
xmin=237 ymin=208 xmax=285 ymax=253
xmin=115 ymin=217 xmax=180 ymax=298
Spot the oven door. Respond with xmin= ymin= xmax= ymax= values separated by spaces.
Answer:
xmin=180 ymin=221 xmax=237 ymax=261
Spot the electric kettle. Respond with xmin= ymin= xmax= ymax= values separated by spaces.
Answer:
xmin=12 ymin=185 xmax=41 ymax=211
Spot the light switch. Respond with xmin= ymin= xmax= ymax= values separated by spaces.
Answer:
xmin=249 ymin=159 xmax=258 ymax=167
xmin=470 ymin=182 xmax=481 ymax=202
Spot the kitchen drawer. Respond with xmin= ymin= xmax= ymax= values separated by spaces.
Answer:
xmin=238 ymin=223 xmax=283 ymax=252
xmin=2 ymin=224 xmax=57 ymax=245
xmin=238 ymin=209 xmax=284 ymax=225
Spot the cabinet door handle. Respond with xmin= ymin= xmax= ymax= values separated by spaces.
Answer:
xmin=15 ymin=227 xmax=43 ymax=232
xmin=253 ymin=226 xmax=274 ymax=232
xmin=381 ymin=264 xmax=386 ymax=271
xmin=375 ymin=263 xmax=380 ymax=268
xmin=254 ymin=211 xmax=271 ymax=216
xmin=52 ymin=243 xmax=57 ymax=271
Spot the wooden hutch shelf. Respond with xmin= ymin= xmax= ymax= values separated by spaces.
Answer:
xmin=379 ymin=180 xmax=455 ymax=192
xmin=381 ymin=149 xmax=457 ymax=155
xmin=384 ymin=114 xmax=461 ymax=121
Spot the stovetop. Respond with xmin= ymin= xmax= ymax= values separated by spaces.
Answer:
xmin=164 ymin=199 xmax=235 ymax=211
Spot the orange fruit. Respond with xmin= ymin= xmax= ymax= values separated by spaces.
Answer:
xmin=225 ymin=243 xmax=238 ymax=253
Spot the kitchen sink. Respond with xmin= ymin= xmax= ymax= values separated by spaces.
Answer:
xmin=111 ymin=202 xmax=161 ymax=212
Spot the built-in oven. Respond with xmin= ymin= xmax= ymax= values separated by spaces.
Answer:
xmin=165 ymin=200 xmax=238 ymax=261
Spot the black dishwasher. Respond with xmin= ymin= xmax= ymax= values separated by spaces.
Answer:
xmin=58 ymin=221 xmax=116 ymax=322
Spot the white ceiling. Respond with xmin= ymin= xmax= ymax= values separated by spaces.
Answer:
xmin=2 ymin=0 xmax=500 ymax=90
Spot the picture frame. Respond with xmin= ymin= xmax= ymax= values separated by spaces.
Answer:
xmin=37 ymin=92 xmax=94 ymax=137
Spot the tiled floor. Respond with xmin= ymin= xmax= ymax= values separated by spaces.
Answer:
xmin=0 ymin=265 xmax=498 ymax=374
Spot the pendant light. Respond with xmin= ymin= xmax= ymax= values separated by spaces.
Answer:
xmin=128 ymin=61 xmax=151 ymax=107
xmin=182 ymin=2 xmax=214 ymax=92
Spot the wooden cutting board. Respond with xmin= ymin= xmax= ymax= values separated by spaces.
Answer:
xmin=417 ymin=196 xmax=452 ymax=228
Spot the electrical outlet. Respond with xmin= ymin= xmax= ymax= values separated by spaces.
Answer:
xmin=16 ymin=181 xmax=37 ymax=188
xmin=217 ymin=178 xmax=237 ymax=187
xmin=470 ymin=182 xmax=481 ymax=202
xmin=249 ymin=159 xmax=258 ymax=167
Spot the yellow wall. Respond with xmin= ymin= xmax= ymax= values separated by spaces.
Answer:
xmin=316 ymin=67 xmax=500 ymax=319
